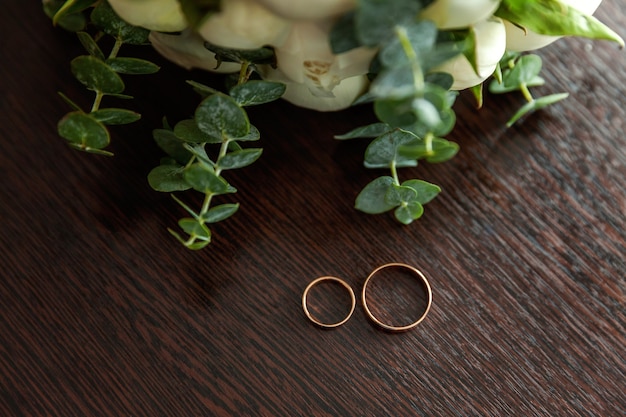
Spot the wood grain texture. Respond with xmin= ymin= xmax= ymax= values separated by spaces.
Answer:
xmin=1 ymin=1 xmax=624 ymax=416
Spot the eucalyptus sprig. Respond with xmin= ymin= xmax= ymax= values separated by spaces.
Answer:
xmin=331 ymin=0 xmax=462 ymax=224
xmin=489 ymin=52 xmax=569 ymax=127
xmin=148 ymin=49 xmax=285 ymax=249
xmin=47 ymin=0 xmax=159 ymax=156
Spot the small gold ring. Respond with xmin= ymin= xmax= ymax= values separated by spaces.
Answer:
xmin=362 ymin=263 xmax=432 ymax=332
xmin=302 ymin=276 xmax=356 ymax=328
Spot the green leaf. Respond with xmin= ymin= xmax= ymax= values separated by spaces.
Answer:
xmin=378 ymin=20 xmax=438 ymax=67
xmin=217 ymin=148 xmax=263 ymax=170
xmin=233 ymin=125 xmax=260 ymax=142
xmin=334 ymin=123 xmax=391 ymax=140
xmin=90 ymin=108 xmax=141 ymax=125
xmin=364 ymin=129 xmax=419 ymax=168
xmin=76 ymin=31 xmax=105 ymax=61
xmin=153 ymin=128 xmax=193 ymax=164
xmin=374 ymin=96 xmax=419 ymax=129
xmin=401 ymin=180 xmax=441 ymax=204
xmin=50 ymin=0 xmax=93 ymax=28
xmin=398 ymin=137 xmax=459 ymax=163
xmin=355 ymin=0 xmax=425 ymax=46
xmin=385 ymin=184 xmax=417 ymax=206
xmin=394 ymin=202 xmax=424 ymax=224
xmin=44 ymin=0 xmax=89 ymax=31
xmin=90 ymin=0 xmax=150 ymax=45
xmin=106 ymin=57 xmax=160 ymax=74
xmin=202 ymin=203 xmax=240 ymax=223
xmin=195 ymin=93 xmax=250 ymax=140
xmin=506 ymin=93 xmax=569 ymax=127
xmin=355 ymin=176 xmax=397 ymax=214
xmin=178 ymin=218 xmax=211 ymax=240
xmin=184 ymin=163 xmax=234 ymax=195
xmin=174 ymin=119 xmax=221 ymax=144
xmin=71 ymin=55 xmax=125 ymax=94
xmin=370 ymin=65 xmax=418 ymax=99
xmin=204 ymin=42 xmax=276 ymax=65
xmin=147 ymin=164 xmax=191 ymax=192
xmin=58 ymin=111 xmax=110 ymax=150
xmin=229 ymin=81 xmax=286 ymax=106
xmin=412 ymin=98 xmax=441 ymax=131
xmin=495 ymin=0 xmax=624 ymax=47
xmin=329 ymin=11 xmax=360 ymax=53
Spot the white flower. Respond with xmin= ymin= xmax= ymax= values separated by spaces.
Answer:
xmin=149 ymin=30 xmax=240 ymax=73
xmin=197 ymin=0 xmax=292 ymax=49
xmin=434 ymin=17 xmax=507 ymax=90
xmin=255 ymin=0 xmax=356 ymax=20
xmin=420 ymin=0 xmax=501 ymax=29
xmin=260 ymin=20 xmax=377 ymax=111
xmin=276 ymin=74 xmax=370 ymax=111
xmin=504 ymin=0 xmax=603 ymax=51
xmin=107 ymin=0 xmax=187 ymax=32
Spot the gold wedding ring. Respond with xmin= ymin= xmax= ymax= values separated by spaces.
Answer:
xmin=361 ymin=263 xmax=432 ymax=332
xmin=302 ymin=276 xmax=356 ymax=328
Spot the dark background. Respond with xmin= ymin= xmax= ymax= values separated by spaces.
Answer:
xmin=1 ymin=1 xmax=624 ymax=416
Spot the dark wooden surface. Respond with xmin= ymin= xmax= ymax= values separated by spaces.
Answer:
xmin=1 ymin=1 xmax=625 ymax=416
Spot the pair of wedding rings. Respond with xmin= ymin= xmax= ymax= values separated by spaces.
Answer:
xmin=302 ymin=263 xmax=432 ymax=332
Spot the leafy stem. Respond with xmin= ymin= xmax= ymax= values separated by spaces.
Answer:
xmin=148 ymin=51 xmax=286 ymax=249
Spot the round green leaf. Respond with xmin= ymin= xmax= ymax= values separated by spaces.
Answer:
xmin=184 ymin=163 xmax=234 ymax=195
xmin=229 ymin=81 xmax=286 ymax=106
xmin=57 ymin=111 xmax=110 ymax=150
xmin=91 ymin=108 xmax=141 ymax=125
xmin=394 ymin=202 xmax=424 ymax=225
xmin=177 ymin=218 xmax=211 ymax=242
xmin=195 ymin=94 xmax=250 ymax=141
xmin=147 ymin=165 xmax=191 ymax=192
xmin=364 ymin=129 xmax=419 ymax=168
xmin=385 ymin=184 xmax=417 ymax=206
xmin=71 ymin=55 xmax=125 ymax=94
xmin=401 ymin=180 xmax=441 ymax=205
xmin=217 ymin=148 xmax=263 ymax=170
xmin=355 ymin=176 xmax=396 ymax=214
xmin=106 ymin=57 xmax=160 ymax=74
xmin=174 ymin=119 xmax=221 ymax=144
xmin=202 ymin=204 xmax=240 ymax=223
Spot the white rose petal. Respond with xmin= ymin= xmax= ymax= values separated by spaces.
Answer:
xmin=198 ymin=0 xmax=291 ymax=49
xmin=108 ymin=0 xmax=187 ymax=32
xmin=255 ymin=0 xmax=356 ymax=20
xmin=271 ymin=21 xmax=376 ymax=95
xmin=504 ymin=0 xmax=603 ymax=51
xmin=149 ymin=30 xmax=240 ymax=73
xmin=268 ymin=71 xmax=370 ymax=111
xmin=435 ymin=17 xmax=506 ymax=90
xmin=420 ymin=0 xmax=501 ymax=29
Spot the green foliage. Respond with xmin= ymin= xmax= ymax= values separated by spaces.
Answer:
xmin=45 ymin=0 xmax=622 ymax=249
xmin=148 ymin=71 xmax=285 ymax=249
xmin=332 ymin=2 xmax=458 ymax=223
xmin=489 ymin=52 xmax=569 ymax=126
xmin=47 ymin=0 xmax=160 ymax=155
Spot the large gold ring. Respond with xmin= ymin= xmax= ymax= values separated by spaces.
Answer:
xmin=302 ymin=276 xmax=356 ymax=328
xmin=362 ymin=263 xmax=432 ymax=332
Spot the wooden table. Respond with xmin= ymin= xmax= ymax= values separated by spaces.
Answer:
xmin=2 ymin=2 xmax=624 ymax=416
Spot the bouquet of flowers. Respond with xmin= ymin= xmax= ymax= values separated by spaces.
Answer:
xmin=44 ymin=0 xmax=623 ymax=249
